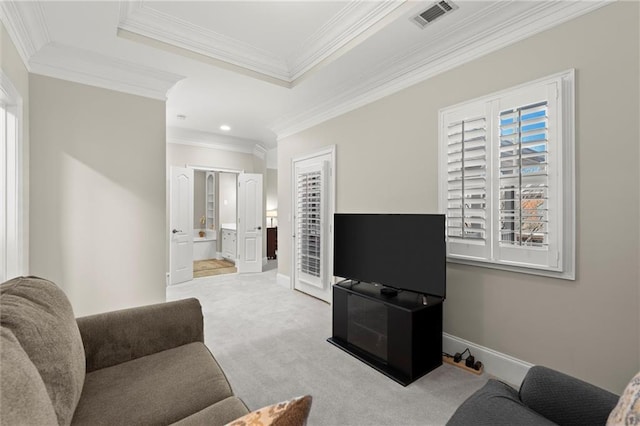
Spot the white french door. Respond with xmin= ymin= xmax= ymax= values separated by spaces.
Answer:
xmin=237 ymin=173 xmax=263 ymax=273
xmin=292 ymin=147 xmax=335 ymax=303
xmin=169 ymin=166 xmax=194 ymax=285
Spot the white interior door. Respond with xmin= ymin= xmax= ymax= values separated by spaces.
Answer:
xmin=170 ymin=166 xmax=194 ymax=284
xmin=292 ymin=148 xmax=334 ymax=303
xmin=237 ymin=173 xmax=263 ymax=273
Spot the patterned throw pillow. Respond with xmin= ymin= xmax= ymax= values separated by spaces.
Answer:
xmin=226 ymin=395 xmax=312 ymax=426
xmin=607 ymin=371 xmax=640 ymax=425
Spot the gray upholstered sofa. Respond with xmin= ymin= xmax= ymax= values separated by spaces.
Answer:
xmin=447 ymin=365 xmax=620 ymax=425
xmin=1 ymin=276 xmax=250 ymax=425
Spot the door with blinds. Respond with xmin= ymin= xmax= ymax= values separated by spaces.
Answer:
xmin=292 ymin=149 xmax=334 ymax=303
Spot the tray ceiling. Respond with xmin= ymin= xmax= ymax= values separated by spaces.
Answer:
xmin=1 ymin=0 xmax=609 ymax=149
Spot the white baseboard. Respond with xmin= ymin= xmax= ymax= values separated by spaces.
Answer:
xmin=262 ymin=257 xmax=268 ymax=266
xmin=276 ymin=273 xmax=291 ymax=289
xmin=216 ymin=252 xmax=223 ymax=260
xmin=442 ymin=332 xmax=533 ymax=387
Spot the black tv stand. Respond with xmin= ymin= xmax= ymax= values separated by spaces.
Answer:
xmin=380 ymin=287 xmax=398 ymax=297
xmin=328 ymin=280 xmax=443 ymax=386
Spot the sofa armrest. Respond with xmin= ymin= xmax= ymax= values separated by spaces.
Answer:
xmin=519 ymin=366 xmax=619 ymax=426
xmin=77 ymin=298 xmax=204 ymax=372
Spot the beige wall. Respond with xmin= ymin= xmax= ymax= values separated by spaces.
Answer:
xmin=278 ymin=2 xmax=639 ymax=393
xmin=266 ymin=168 xmax=278 ymax=212
xmin=167 ymin=143 xmax=256 ymax=171
xmin=29 ymin=74 xmax=167 ymax=317
xmin=1 ymin=23 xmax=30 ymax=275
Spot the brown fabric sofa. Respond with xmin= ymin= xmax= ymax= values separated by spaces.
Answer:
xmin=0 ymin=276 xmax=250 ymax=425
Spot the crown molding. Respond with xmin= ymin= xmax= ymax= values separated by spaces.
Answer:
xmin=272 ymin=1 xmax=611 ymax=139
xmin=1 ymin=1 xmax=181 ymax=100
xmin=287 ymin=1 xmax=407 ymax=82
xmin=252 ymin=145 xmax=267 ymax=160
xmin=118 ymin=1 xmax=289 ymax=83
xmin=0 ymin=0 xmax=50 ymax=69
xmin=118 ymin=0 xmax=406 ymax=87
xmin=0 ymin=68 xmax=23 ymax=104
xmin=29 ymin=42 xmax=184 ymax=101
xmin=167 ymin=127 xmax=265 ymax=156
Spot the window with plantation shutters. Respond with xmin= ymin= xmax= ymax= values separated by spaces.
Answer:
xmin=439 ymin=70 xmax=575 ymax=279
xmin=1 ymin=71 xmax=24 ymax=283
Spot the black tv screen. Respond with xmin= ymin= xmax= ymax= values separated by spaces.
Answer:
xmin=333 ymin=214 xmax=446 ymax=298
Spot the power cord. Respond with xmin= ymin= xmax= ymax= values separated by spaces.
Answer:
xmin=444 ymin=348 xmax=483 ymax=371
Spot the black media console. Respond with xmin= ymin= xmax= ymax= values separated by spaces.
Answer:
xmin=327 ymin=281 xmax=443 ymax=386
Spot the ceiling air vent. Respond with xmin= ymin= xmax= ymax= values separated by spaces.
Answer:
xmin=411 ymin=0 xmax=458 ymax=29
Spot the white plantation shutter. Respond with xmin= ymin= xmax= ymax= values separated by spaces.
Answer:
xmin=498 ymin=101 xmax=549 ymax=247
xmin=447 ymin=117 xmax=487 ymax=240
xmin=439 ymin=71 xmax=574 ymax=278
xmin=441 ymin=103 xmax=492 ymax=260
xmin=494 ymin=83 xmax=560 ymax=270
xmin=295 ymin=161 xmax=327 ymax=287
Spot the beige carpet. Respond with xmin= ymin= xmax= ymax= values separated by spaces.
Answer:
xmin=193 ymin=259 xmax=236 ymax=278
xmin=167 ymin=268 xmax=488 ymax=425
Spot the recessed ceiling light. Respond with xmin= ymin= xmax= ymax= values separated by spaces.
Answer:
xmin=177 ymin=114 xmax=186 ymax=120
xmin=220 ymin=125 xmax=231 ymax=131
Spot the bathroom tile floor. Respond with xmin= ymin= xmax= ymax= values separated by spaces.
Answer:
xmin=193 ymin=259 xmax=237 ymax=278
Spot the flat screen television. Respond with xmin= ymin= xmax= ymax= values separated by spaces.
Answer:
xmin=333 ymin=214 xmax=446 ymax=299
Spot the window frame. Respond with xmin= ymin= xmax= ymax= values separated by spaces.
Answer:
xmin=438 ymin=70 xmax=575 ymax=280
xmin=1 ymin=69 xmax=25 ymax=282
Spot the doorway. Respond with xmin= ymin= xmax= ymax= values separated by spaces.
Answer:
xmin=193 ymin=170 xmax=237 ymax=278
xmin=265 ymin=167 xmax=278 ymax=272
xmin=169 ymin=166 xmax=265 ymax=285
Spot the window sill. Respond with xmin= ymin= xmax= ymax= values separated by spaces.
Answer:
xmin=446 ymin=257 xmax=575 ymax=281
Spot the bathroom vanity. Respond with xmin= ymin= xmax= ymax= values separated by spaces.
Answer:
xmin=221 ymin=223 xmax=237 ymax=261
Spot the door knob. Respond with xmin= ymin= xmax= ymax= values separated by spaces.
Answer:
xmin=172 ymin=229 xmax=182 ymax=234
xmin=256 ymin=226 xmax=262 ymax=230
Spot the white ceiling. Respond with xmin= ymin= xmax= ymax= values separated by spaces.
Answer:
xmin=146 ymin=1 xmax=350 ymax=60
xmin=2 ymin=1 xmax=608 ymax=151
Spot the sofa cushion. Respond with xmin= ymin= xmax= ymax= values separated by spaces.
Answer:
xmin=72 ymin=342 xmax=235 ymax=425
xmin=226 ymin=395 xmax=312 ymax=426
xmin=0 ymin=328 xmax=58 ymax=425
xmin=0 ymin=276 xmax=85 ymax=426
xmin=520 ymin=365 xmax=619 ymax=425
xmin=447 ymin=379 xmax=556 ymax=426
xmin=172 ymin=397 xmax=250 ymax=426
xmin=77 ymin=298 xmax=204 ymax=373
